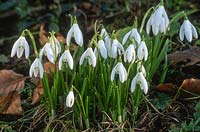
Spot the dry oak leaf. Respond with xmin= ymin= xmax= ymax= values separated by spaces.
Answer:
xmin=0 ymin=70 xmax=25 ymax=95
xmin=0 ymin=91 xmax=23 ymax=115
xmin=168 ymin=46 xmax=200 ymax=68
xmin=0 ymin=70 xmax=25 ymax=115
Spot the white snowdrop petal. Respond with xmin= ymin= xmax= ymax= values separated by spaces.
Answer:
xmin=184 ymin=20 xmax=192 ymax=42
xmin=94 ymin=48 xmax=98 ymax=59
xmin=89 ymin=49 xmax=97 ymax=67
xmin=17 ymin=46 xmax=24 ymax=58
xmin=146 ymin=15 xmax=152 ymax=34
xmin=138 ymin=72 xmax=148 ymax=94
xmin=122 ymin=31 xmax=131 ymax=45
xmin=191 ymin=24 xmax=198 ymax=39
xmin=111 ymin=66 xmax=116 ymax=81
xmin=66 ymin=50 xmax=74 ymax=70
xmin=79 ymin=51 xmax=86 ymax=65
xmin=58 ymin=54 xmax=64 ymax=70
xmin=132 ymin=29 xmax=141 ymax=44
xmin=66 ymin=25 xmax=74 ymax=46
xmin=131 ymin=75 xmax=137 ymax=93
xmin=74 ymin=24 xmax=83 ymax=46
xmin=98 ymin=40 xmax=107 ymax=59
xmin=179 ymin=24 xmax=184 ymax=41
xmin=38 ymin=60 xmax=44 ymax=78
xmin=66 ymin=91 xmax=75 ymax=107
xmin=23 ymin=39 xmax=30 ymax=59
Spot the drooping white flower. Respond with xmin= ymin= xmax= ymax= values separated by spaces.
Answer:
xmin=111 ymin=39 xmax=124 ymax=58
xmin=39 ymin=43 xmax=54 ymax=63
xmin=122 ymin=28 xmax=141 ymax=45
xmin=146 ymin=5 xmax=169 ymax=35
xmin=11 ymin=36 xmax=30 ymax=59
xmin=66 ymin=90 xmax=75 ymax=108
xmin=137 ymin=41 xmax=148 ymax=61
xmin=49 ymin=35 xmax=61 ymax=57
xmin=100 ymin=28 xmax=112 ymax=57
xmin=179 ymin=20 xmax=198 ymax=42
xmin=66 ymin=23 xmax=83 ymax=46
xmin=111 ymin=62 xmax=127 ymax=83
xmin=59 ymin=50 xmax=73 ymax=70
xmin=131 ymin=72 xmax=148 ymax=94
xmin=94 ymin=39 xmax=107 ymax=59
xmin=137 ymin=62 xmax=146 ymax=77
xmin=80 ymin=48 xmax=96 ymax=67
xmin=29 ymin=58 xmax=44 ymax=78
xmin=124 ymin=44 xmax=136 ymax=63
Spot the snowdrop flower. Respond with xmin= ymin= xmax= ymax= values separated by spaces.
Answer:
xmin=49 ymin=36 xmax=61 ymax=57
xmin=124 ymin=44 xmax=136 ymax=63
xmin=131 ymin=72 xmax=148 ymax=94
xmin=137 ymin=62 xmax=146 ymax=77
xmin=94 ymin=39 xmax=107 ymax=59
xmin=66 ymin=23 xmax=83 ymax=46
xmin=146 ymin=5 xmax=169 ymax=35
xmin=66 ymin=90 xmax=75 ymax=108
xmin=100 ymin=28 xmax=112 ymax=57
xmin=179 ymin=20 xmax=198 ymax=42
xmin=80 ymin=48 xmax=96 ymax=67
xmin=39 ymin=43 xmax=54 ymax=63
xmin=111 ymin=39 xmax=124 ymax=58
xmin=59 ymin=50 xmax=73 ymax=70
xmin=111 ymin=62 xmax=127 ymax=83
xmin=122 ymin=28 xmax=141 ymax=45
xmin=137 ymin=41 xmax=148 ymax=61
xmin=11 ymin=36 xmax=30 ymax=59
xmin=29 ymin=58 xmax=44 ymax=78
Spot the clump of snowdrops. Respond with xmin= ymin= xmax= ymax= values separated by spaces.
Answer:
xmin=10 ymin=1 xmax=198 ymax=130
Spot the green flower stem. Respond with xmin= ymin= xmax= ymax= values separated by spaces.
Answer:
xmin=24 ymin=29 xmax=39 ymax=58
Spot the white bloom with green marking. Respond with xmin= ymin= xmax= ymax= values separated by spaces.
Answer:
xmin=111 ymin=39 xmax=124 ymax=58
xmin=66 ymin=91 xmax=75 ymax=108
xmin=59 ymin=50 xmax=73 ymax=70
xmin=122 ymin=28 xmax=141 ymax=45
xmin=39 ymin=43 xmax=54 ymax=63
xmin=29 ymin=58 xmax=44 ymax=78
xmin=146 ymin=5 xmax=169 ymax=35
xmin=94 ymin=39 xmax=107 ymax=59
xmin=131 ymin=72 xmax=148 ymax=94
xmin=124 ymin=44 xmax=136 ymax=63
xmin=111 ymin=62 xmax=127 ymax=83
xmin=66 ymin=23 xmax=83 ymax=46
xmin=137 ymin=41 xmax=148 ymax=61
xmin=179 ymin=20 xmax=198 ymax=42
xmin=11 ymin=36 xmax=30 ymax=59
xmin=80 ymin=48 xmax=96 ymax=67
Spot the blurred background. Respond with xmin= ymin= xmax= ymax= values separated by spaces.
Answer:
xmin=0 ymin=0 xmax=199 ymax=72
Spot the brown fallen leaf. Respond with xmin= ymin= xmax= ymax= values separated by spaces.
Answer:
xmin=0 ymin=70 xmax=25 ymax=115
xmin=56 ymin=32 xmax=66 ymax=44
xmin=39 ymin=24 xmax=48 ymax=45
xmin=0 ymin=91 xmax=23 ymax=115
xmin=157 ymin=83 xmax=177 ymax=92
xmin=0 ymin=70 xmax=25 ymax=96
xmin=39 ymin=23 xmax=66 ymax=45
xmin=168 ymin=46 xmax=200 ymax=68
xmin=180 ymin=78 xmax=200 ymax=94
xmin=31 ymin=80 xmax=44 ymax=105
xmin=31 ymin=62 xmax=55 ymax=105
xmin=157 ymin=78 xmax=200 ymax=95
